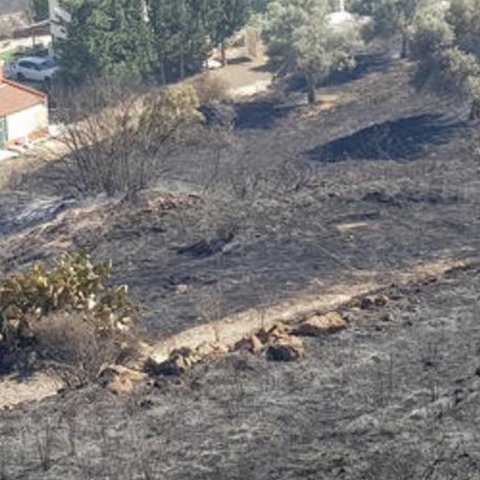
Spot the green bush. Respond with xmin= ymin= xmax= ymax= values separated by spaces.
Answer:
xmin=0 ymin=252 xmax=140 ymax=353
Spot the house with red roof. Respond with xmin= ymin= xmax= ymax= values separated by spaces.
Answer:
xmin=0 ymin=66 xmax=48 ymax=149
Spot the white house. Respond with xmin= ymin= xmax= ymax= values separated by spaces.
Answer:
xmin=0 ymin=66 xmax=49 ymax=149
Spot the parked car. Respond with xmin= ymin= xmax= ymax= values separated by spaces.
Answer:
xmin=11 ymin=56 xmax=59 ymax=83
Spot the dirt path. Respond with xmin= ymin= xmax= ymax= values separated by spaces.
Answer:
xmin=148 ymin=255 xmax=477 ymax=363
xmin=0 ymin=373 xmax=60 ymax=411
xmin=209 ymin=44 xmax=273 ymax=98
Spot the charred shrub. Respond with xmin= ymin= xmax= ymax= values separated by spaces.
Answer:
xmin=34 ymin=311 xmax=139 ymax=388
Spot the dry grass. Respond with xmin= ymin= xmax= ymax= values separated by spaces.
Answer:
xmin=189 ymin=72 xmax=231 ymax=104
xmin=33 ymin=312 xmax=138 ymax=389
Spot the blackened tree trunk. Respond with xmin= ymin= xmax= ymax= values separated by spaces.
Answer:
xmin=401 ymin=33 xmax=409 ymax=59
xmin=306 ymin=72 xmax=316 ymax=104
xmin=179 ymin=48 xmax=185 ymax=79
xmin=470 ymin=98 xmax=480 ymax=120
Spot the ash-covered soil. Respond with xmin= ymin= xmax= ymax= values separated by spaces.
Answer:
xmin=1 ymin=265 xmax=480 ymax=479
xmin=0 ymin=54 xmax=479 ymax=341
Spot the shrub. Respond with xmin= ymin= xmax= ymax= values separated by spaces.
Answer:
xmin=51 ymin=79 xmax=204 ymax=198
xmin=0 ymin=252 xmax=141 ymax=372
xmin=189 ymin=73 xmax=230 ymax=105
xmin=34 ymin=311 xmax=139 ymax=388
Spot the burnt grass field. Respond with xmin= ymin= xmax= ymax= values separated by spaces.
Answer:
xmin=2 ymin=54 xmax=479 ymax=337
xmin=1 ymin=266 xmax=480 ymax=479
xmin=0 ymin=52 xmax=480 ymax=478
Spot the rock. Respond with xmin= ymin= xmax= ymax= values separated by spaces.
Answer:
xmin=145 ymin=347 xmax=197 ymax=376
xmin=232 ymin=334 xmax=264 ymax=354
xmin=360 ymin=294 xmax=389 ymax=309
xmin=99 ymin=365 xmax=147 ymax=395
xmin=360 ymin=296 xmax=375 ymax=309
xmin=175 ymin=284 xmax=189 ymax=295
xmin=105 ymin=374 xmax=134 ymax=395
xmin=374 ymin=295 xmax=389 ymax=307
xmin=195 ymin=341 xmax=227 ymax=360
xmin=293 ymin=312 xmax=347 ymax=336
xmin=267 ymin=324 xmax=293 ymax=340
xmin=266 ymin=336 xmax=304 ymax=362
xmin=381 ymin=312 xmax=394 ymax=322
xmin=346 ymin=414 xmax=380 ymax=433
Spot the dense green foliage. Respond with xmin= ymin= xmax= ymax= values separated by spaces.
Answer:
xmin=349 ymin=0 xmax=432 ymax=57
xmin=56 ymin=0 xmax=155 ymax=84
xmin=56 ymin=0 xmax=255 ymax=84
xmin=263 ymin=0 xmax=362 ymax=103
xmin=0 ymin=252 xmax=140 ymax=352
xmin=410 ymin=0 xmax=480 ymax=118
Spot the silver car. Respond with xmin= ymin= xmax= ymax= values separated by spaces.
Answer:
xmin=11 ymin=56 xmax=59 ymax=83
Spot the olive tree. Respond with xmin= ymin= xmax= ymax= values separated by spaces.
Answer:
xmin=263 ymin=0 xmax=362 ymax=104
xmin=410 ymin=0 xmax=480 ymax=119
xmin=350 ymin=0 xmax=432 ymax=57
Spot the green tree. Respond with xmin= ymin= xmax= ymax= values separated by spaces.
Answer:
xmin=57 ymin=0 xmax=156 ymax=84
xmin=410 ymin=0 xmax=480 ymax=119
xmin=350 ymin=0 xmax=431 ymax=57
xmin=263 ymin=0 xmax=362 ymax=104
xmin=148 ymin=0 xmax=211 ymax=80
xmin=207 ymin=0 xmax=252 ymax=65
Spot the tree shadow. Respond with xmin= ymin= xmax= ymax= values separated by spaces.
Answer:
xmin=251 ymin=62 xmax=278 ymax=74
xmin=285 ymin=52 xmax=392 ymax=94
xmin=233 ymin=101 xmax=298 ymax=130
xmin=305 ymin=114 xmax=468 ymax=163
xmin=225 ymin=56 xmax=253 ymax=65
xmin=324 ymin=52 xmax=392 ymax=87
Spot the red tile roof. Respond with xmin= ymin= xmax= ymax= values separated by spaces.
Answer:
xmin=0 ymin=78 xmax=47 ymax=117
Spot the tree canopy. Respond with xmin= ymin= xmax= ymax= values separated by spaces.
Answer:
xmin=263 ymin=0 xmax=362 ymax=103
xmin=56 ymin=0 xmax=255 ymax=85
xmin=348 ymin=0 xmax=432 ymax=57
xmin=410 ymin=0 xmax=480 ymax=119
xmin=57 ymin=0 xmax=156 ymax=84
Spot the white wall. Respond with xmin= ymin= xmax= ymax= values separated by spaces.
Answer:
xmin=49 ymin=0 xmax=70 ymax=40
xmin=6 ymin=103 xmax=48 ymax=142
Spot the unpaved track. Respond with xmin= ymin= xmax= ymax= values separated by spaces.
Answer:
xmin=148 ymin=255 xmax=478 ymax=363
